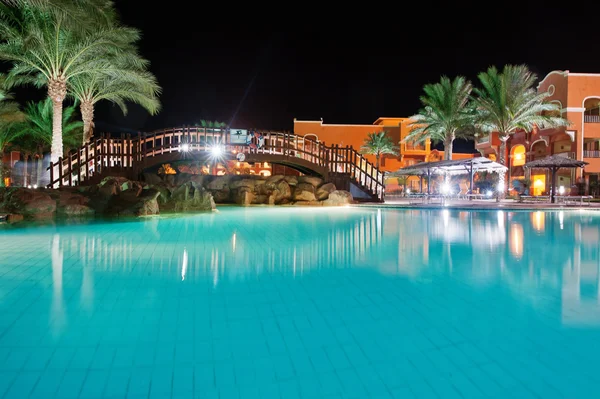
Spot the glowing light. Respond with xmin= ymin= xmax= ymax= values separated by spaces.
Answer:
xmin=486 ymin=190 xmax=493 ymax=197
xmin=27 ymin=185 xmax=31 ymax=189
xmin=559 ymin=185 xmax=565 ymax=195
xmin=210 ymin=145 xmax=224 ymax=157
xmin=33 ymin=184 xmax=37 ymax=189
xmin=181 ymin=248 xmax=188 ymax=281
xmin=181 ymin=143 xmax=190 ymax=152
xmin=442 ymin=209 xmax=449 ymax=227
xmin=497 ymin=182 xmax=505 ymax=192
xmin=559 ymin=210 xmax=564 ymax=229
xmin=441 ymin=182 xmax=451 ymax=195
xmin=406 ymin=188 xmax=411 ymax=194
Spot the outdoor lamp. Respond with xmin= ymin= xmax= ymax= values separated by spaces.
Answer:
xmin=441 ymin=182 xmax=451 ymax=194
xmin=406 ymin=188 xmax=411 ymax=194
xmin=181 ymin=143 xmax=190 ymax=152
xmin=559 ymin=186 xmax=565 ymax=195
xmin=210 ymin=145 xmax=224 ymax=157
xmin=486 ymin=190 xmax=493 ymax=197
xmin=497 ymin=182 xmax=505 ymax=192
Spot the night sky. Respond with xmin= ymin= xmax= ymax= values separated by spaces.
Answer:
xmin=10 ymin=4 xmax=600 ymax=153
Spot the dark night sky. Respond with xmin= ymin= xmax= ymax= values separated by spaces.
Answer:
xmin=10 ymin=3 xmax=600 ymax=153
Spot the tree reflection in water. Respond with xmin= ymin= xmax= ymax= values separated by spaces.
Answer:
xmin=30 ymin=208 xmax=600 ymax=327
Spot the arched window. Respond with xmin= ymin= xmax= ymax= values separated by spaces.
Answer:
xmin=511 ymin=145 xmax=526 ymax=167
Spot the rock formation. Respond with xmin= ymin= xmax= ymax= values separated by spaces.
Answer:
xmin=0 ymin=173 xmax=354 ymax=222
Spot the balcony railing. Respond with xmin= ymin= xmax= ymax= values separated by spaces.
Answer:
xmin=584 ymin=150 xmax=600 ymax=158
xmin=584 ymin=115 xmax=600 ymax=123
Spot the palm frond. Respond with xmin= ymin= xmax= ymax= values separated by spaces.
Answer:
xmin=404 ymin=75 xmax=474 ymax=148
xmin=360 ymin=132 xmax=399 ymax=156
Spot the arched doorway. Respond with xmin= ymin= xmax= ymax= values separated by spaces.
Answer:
xmin=530 ymin=141 xmax=549 ymax=196
xmin=510 ymin=144 xmax=526 ymax=193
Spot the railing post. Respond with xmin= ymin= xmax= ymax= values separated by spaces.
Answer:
xmin=58 ymin=157 xmax=63 ymax=187
xmin=76 ymin=149 xmax=81 ymax=185
xmin=85 ymin=144 xmax=90 ymax=181
xmin=67 ymin=153 xmax=73 ymax=186
xmin=48 ymin=161 xmax=54 ymax=189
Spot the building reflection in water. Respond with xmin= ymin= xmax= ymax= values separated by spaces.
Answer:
xmin=47 ymin=208 xmax=600 ymax=326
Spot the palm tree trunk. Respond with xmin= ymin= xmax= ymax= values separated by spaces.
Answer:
xmin=444 ymin=138 xmax=454 ymax=160
xmin=375 ymin=154 xmax=380 ymax=169
xmin=498 ymin=134 xmax=509 ymax=166
xmin=48 ymin=78 xmax=67 ymax=163
xmin=36 ymin=155 xmax=43 ymax=186
xmin=22 ymin=153 xmax=27 ymax=187
xmin=81 ymin=100 xmax=94 ymax=145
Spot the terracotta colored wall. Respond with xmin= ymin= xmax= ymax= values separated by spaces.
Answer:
xmin=293 ymin=120 xmax=386 ymax=168
xmin=294 ymin=120 xmax=383 ymax=150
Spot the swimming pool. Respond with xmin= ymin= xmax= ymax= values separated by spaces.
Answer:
xmin=0 ymin=207 xmax=599 ymax=398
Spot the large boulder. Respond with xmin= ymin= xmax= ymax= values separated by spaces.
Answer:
xmin=147 ymin=184 xmax=171 ymax=204
xmin=293 ymin=183 xmax=316 ymax=201
xmin=272 ymin=180 xmax=292 ymax=203
xmin=234 ymin=187 xmax=255 ymax=206
xmin=299 ymin=176 xmax=323 ymax=187
xmin=323 ymin=190 xmax=353 ymax=206
xmin=316 ymin=182 xmax=336 ymax=200
xmin=164 ymin=183 xmax=215 ymax=212
xmin=50 ymin=189 xmax=94 ymax=217
xmin=284 ymin=175 xmax=298 ymax=186
xmin=266 ymin=175 xmax=285 ymax=186
xmin=0 ymin=187 xmax=56 ymax=219
xmin=105 ymin=187 xmax=161 ymax=216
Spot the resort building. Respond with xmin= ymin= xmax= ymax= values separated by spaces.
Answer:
xmin=476 ymin=70 xmax=600 ymax=195
xmin=294 ymin=117 xmax=477 ymax=192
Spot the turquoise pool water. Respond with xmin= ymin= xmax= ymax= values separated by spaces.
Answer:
xmin=1 ymin=207 xmax=599 ymax=398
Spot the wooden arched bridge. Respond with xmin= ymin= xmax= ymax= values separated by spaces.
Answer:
xmin=47 ymin=127 xmax=385 ymax=201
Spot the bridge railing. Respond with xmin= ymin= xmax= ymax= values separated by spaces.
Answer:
xmin=47 ymin=127 xmax=385 ymax=200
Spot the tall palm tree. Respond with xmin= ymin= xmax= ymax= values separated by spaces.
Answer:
xmin=0 ymin=2 xmax=141 ymax=162
xmin=472 ymin=64 xmax=570 ymax=166
xmin=69 ymin=64 xmax=161 ymax=144
xmin=360 ymin=132 xmax=399 ymax=169
xmin=404 ymin=76 xmax=474 ymax=160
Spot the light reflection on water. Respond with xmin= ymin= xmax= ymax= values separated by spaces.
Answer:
xmin=6 ymin=208 xmax=590 ymax=328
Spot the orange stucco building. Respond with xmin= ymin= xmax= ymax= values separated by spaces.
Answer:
xmin=476 ymin=70 xmax=600 ymax=195
xmin=293 ymin=117 xmax=476 ymax=192
xmin=294 ymin=117 xmax=475 ymax=171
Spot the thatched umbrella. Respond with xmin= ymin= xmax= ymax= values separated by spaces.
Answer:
xmin=523 ymin=155 xmax=588 ymax=203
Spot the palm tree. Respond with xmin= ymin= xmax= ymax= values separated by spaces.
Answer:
xmin=404 ymin=76 xmax=474 ymax=160
xmin=472 ymin=64 xmax=570 ymax=166
xmin=197 ymin=120 xmax=227 ymax=129
xmin=360 ymin=132 xmax=399 ymax=169
xmin=0 ymin=2 xmax=141 ymax=162
xmin=69 ymin=63 xmax=161 ymax=144
xmin=18 ymin=98 xmax=83 ymax=154
xmin=0 ymin=75 xmax=25 ymax=186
